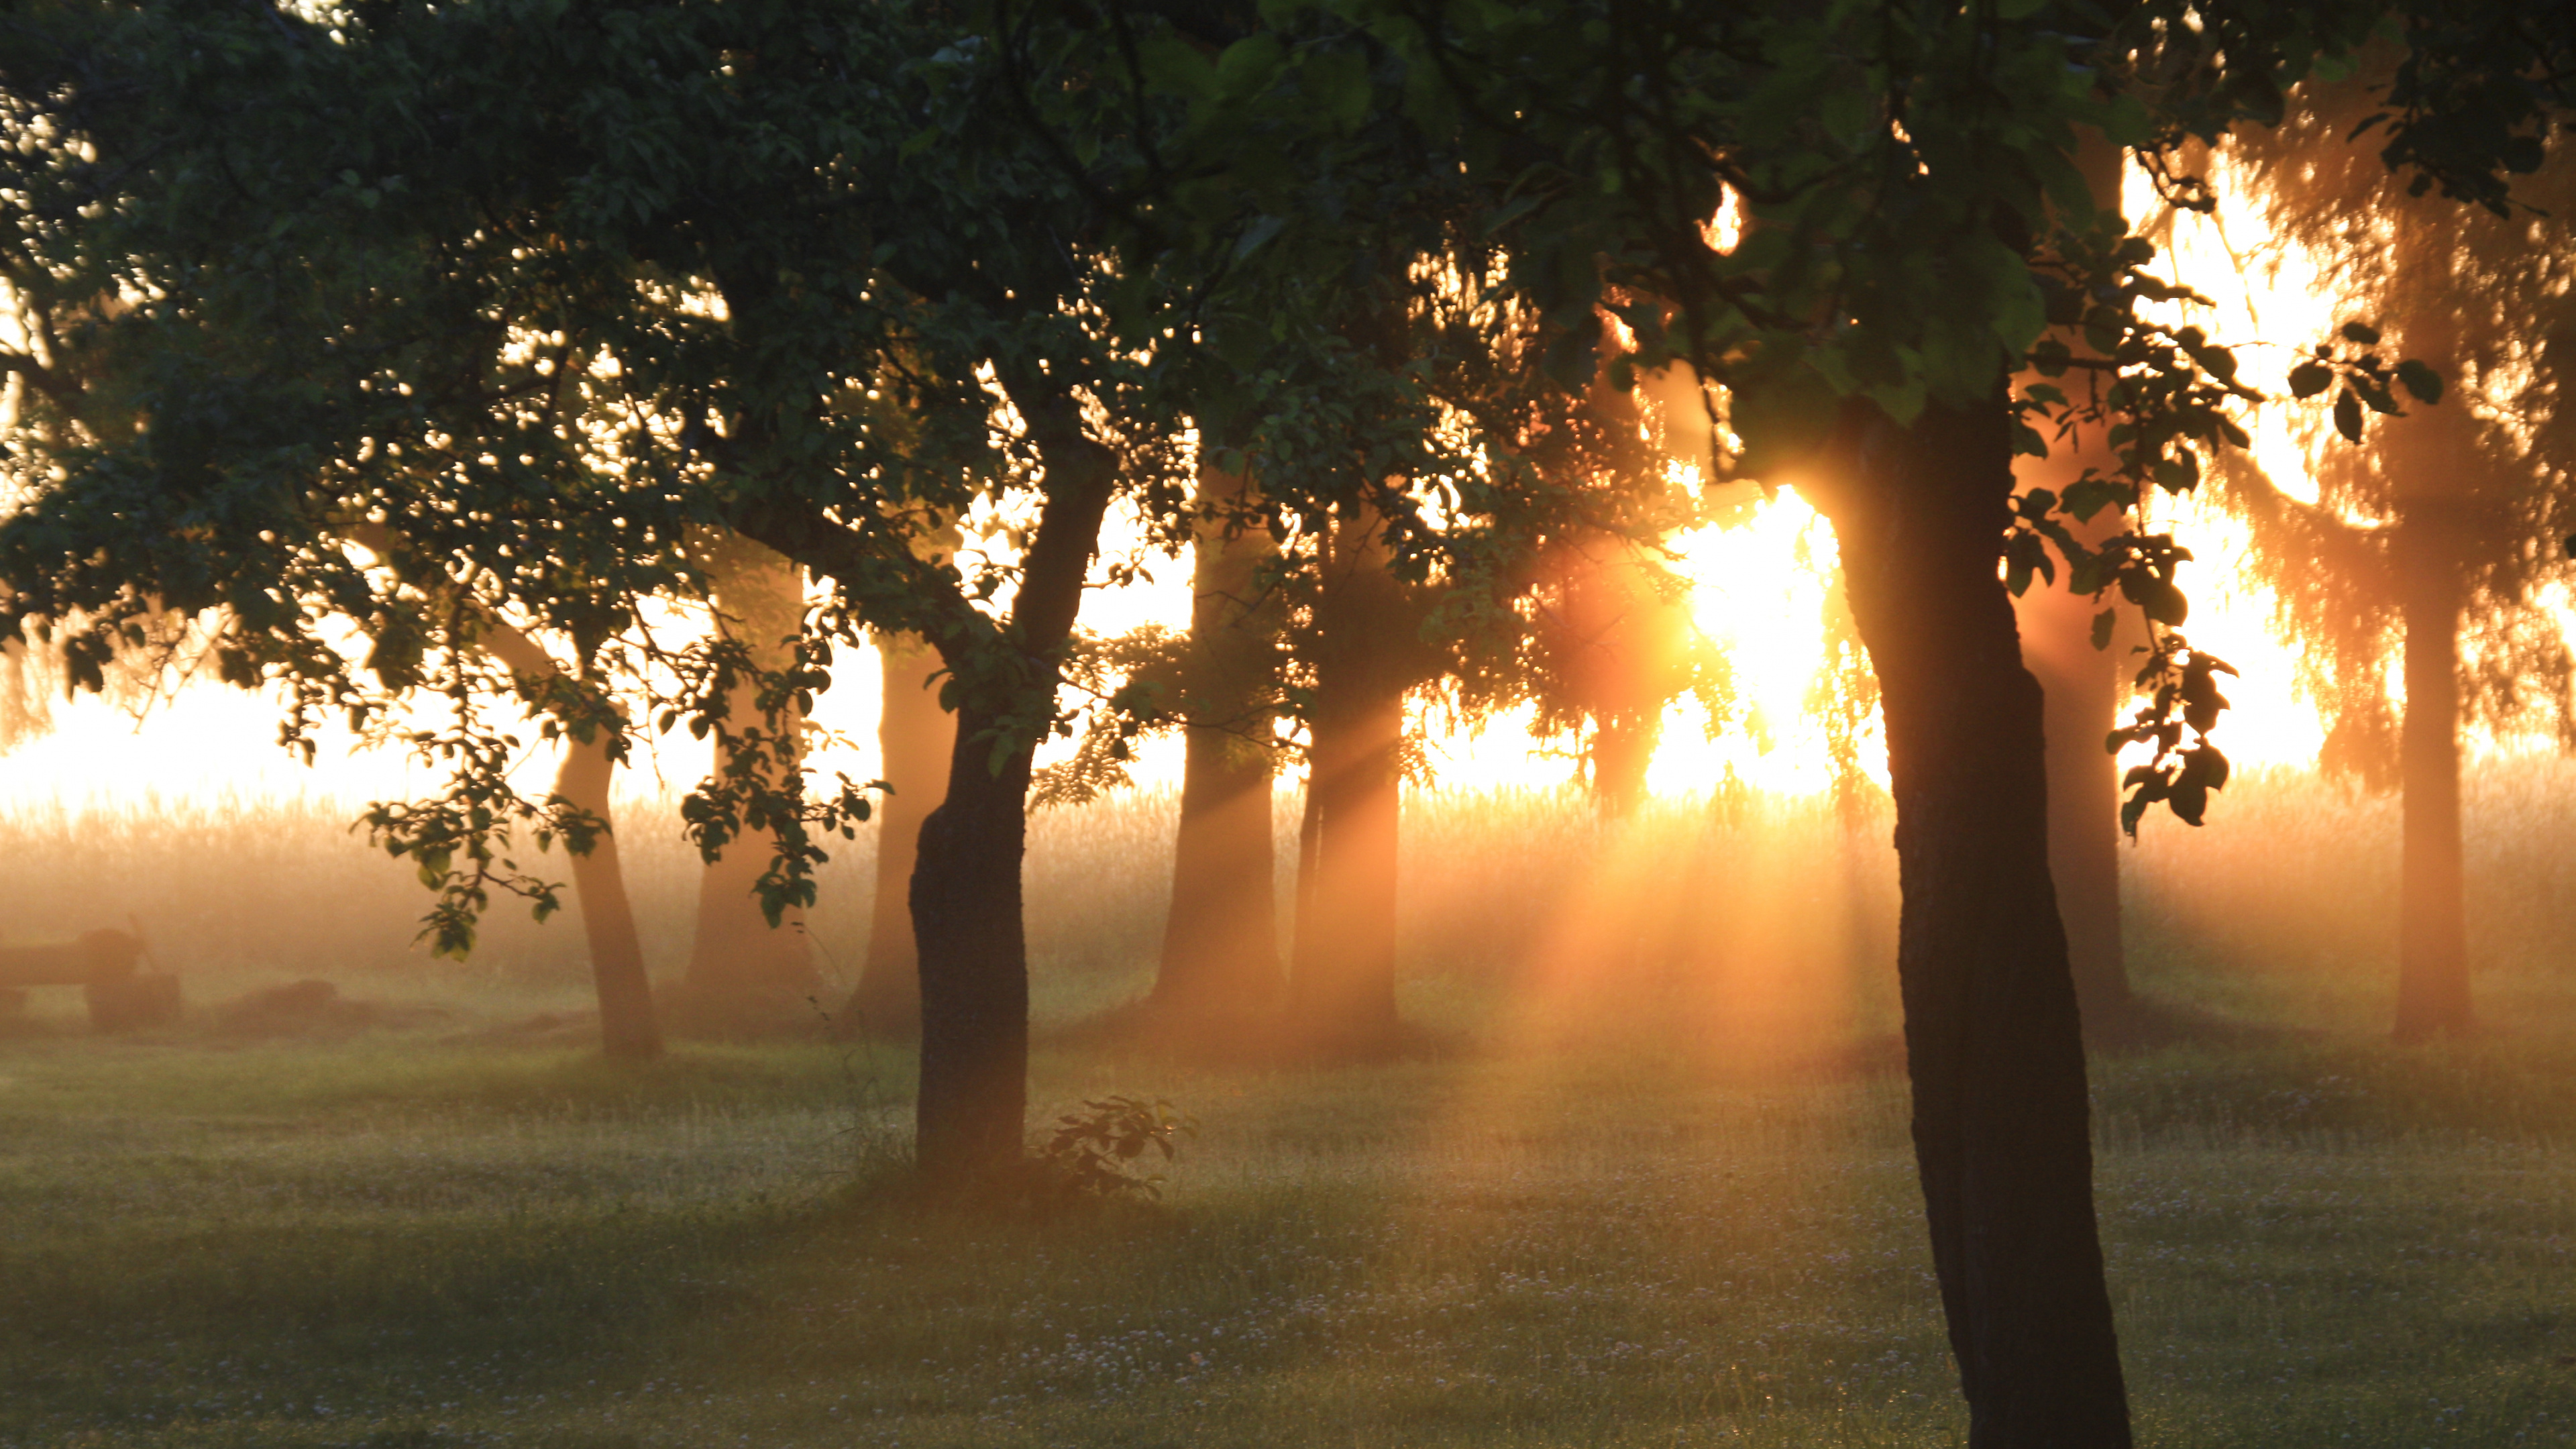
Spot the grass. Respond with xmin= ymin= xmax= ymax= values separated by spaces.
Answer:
xmin=4 ymin=762 xmax=2576 ymax=1444
xmin=1 ymin=1020 xmax=2573 ymax=1448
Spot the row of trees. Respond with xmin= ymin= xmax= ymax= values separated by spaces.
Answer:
xmin=6 ymin=2 xmax=2570 ymax=1444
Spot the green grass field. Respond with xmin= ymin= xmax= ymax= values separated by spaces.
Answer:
xmin=4 ymin=766 xmax=2576 ymax=1446
xmin=3 ymin=1008 xmax=2574 ymax=1447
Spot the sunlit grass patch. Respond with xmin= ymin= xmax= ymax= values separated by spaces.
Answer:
xmin=1 ymin=1030 xmax=2572 ymax=1447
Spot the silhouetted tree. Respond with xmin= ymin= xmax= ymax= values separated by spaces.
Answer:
xmin=2210 ymin=71 xmax=2576 ymax=1040
xmin=2013 ymin=138 xmax=2146 ymax=1038
xmin=1152 ymin=462 xmax=1288 ymax=1022
xmin=675 ymin=533 xmax=822 ymax=1037
xmin=845 ymin=626 xmax=952 ymax=1040
xmin=1314 ymin=4 xmax=2575 ymax=1442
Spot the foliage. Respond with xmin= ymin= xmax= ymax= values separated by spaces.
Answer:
xmin=1063 ymin=0 xmax=2574 ymax=829
xmin=1032 ymin=1094 xmax=1199 ymax=1203
xmin=2198 ymin=69 xmax=2576 ymax=778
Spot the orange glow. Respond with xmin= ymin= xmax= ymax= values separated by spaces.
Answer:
xmin=4 ymin=156 xmax=2475 ymax=815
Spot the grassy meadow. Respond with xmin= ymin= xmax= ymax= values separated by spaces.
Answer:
xmin=3 ymin=761 xmax=2575 ymax=1446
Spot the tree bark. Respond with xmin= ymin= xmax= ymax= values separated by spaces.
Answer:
xmin=910 ymin=700 xmax=1037 ymax=1179
xmin=1811 ymin=392 xmax=2132 ymax=1448
xmin=1155 ymin=466 xmax=1285 ymax=1016
xmin=553 ymin=727 xmax=663 ymax=1061
xmin=905 ymin=372 xmax=1117 ymax=1183
xmin=678 ymin=533 xmax=820 ymax=1035
xmin=1288 ymin=504 xmax=1405 ymax=1049
xmin=2394 ymin=499 xmax=2470 ymax=1040
xmin=845 ymin=630 xmax=951 ymax=1040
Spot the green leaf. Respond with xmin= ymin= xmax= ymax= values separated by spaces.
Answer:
xmin=2339 ymin=321 xmax=2381 ymax=345
xmin=1138 ymin=32 xmax=1218 ymax=102
xmin=2333 ymin=388 xmax=2364 ymax=443
xmin=2091 ymin=609 xmax=2116 ymax=651
xmin=1305 ymin=48 xmax=1372 ymax=131
xmin=2287 ymin=362 xmax=2333 ymax=398
xmin=1232 ymin=214 xmax=1286 ymax=260
xmin=1216 ymin=33 xmax=1285 ymax=96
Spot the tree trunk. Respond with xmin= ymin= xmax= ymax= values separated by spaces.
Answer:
xmin=1288 ymin=504 xmax=1405 ymax=1049
xmin=910 ymin=702 xmax=1037 ymax=1180
xmin=1155 ymin=466 xmax=1284 ymax=1016
xmin=399 ymin=564 xmax=661 ymax=1065
xmin=1811 ymin=392 xmax=2132 ymax=1448
xmin=905 ymin=369 xmax=1116 ymax=1184
xmin=554 ymin=730 xmax=663 ymax=1061
xmin=2394 ymin=501 xmax=2470 ymax=1040
xmin=2010 ymin=130 xmax=2135 ymax=1035
xmin=679 ymin=534 xmax=820 ymax=1035
xmin=2015 ymin=539 xmax=2133 ymax=1031
xmin=845 ymin=631 xmax=951 ymax=1040
xmin=1589 ymin=709 xmax=1661 ymax=820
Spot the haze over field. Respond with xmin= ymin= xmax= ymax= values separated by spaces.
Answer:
xmin=7 ymin=3 xmax=2576 ymax=1447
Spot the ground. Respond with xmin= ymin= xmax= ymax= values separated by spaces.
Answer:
xmin=6 ymin=769 xmax=2576 ymax=1445
xmin=1 ymin=991 xmax=2571 ymax=1449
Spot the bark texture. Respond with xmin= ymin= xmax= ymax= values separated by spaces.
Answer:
xmin=910 ymin=700 xmax=1036 ymax=1178
xmin=1813 ymin=392 xmax=2132 ymax=1448
xmin=906 ymin=378 xmax=1117 ymax=1182
xmin=553 ymin=727 xmax=663 ymax=1061
xmin=1154 ymin=466 xmax=1285 ymax=1016
xmin=845 ymin=631 xmax=951 ymax=1040
xmin=679 ymin=533 xmax=820 ymax=1035
xmin=2394 ymin=496 xmax=2470 ymax=1040
xmin=1287 ymin=504 xmax=1405 ymax=1049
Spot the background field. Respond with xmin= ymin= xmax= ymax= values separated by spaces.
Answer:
xmin=3 ymin=761 xmax=2575 ymax=1446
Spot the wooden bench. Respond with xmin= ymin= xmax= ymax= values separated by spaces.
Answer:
xmin=0 ymin=930 xmax=181 ymax=1031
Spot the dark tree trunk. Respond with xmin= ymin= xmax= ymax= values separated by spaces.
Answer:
xmin=679 ymin=535 xmax=820 ymax=1035
xmin=2394 ymin=502 xmax=2470 ymax=1041
xmin=904 ymin=372 xmax=1116 ymax=1184
xmin=910 ymin=702 xmax=1037 ymax=1180
xmin=1811 ymin=392 xmax=2132 ymax=1448
xmin=845 ymin=631 xmax=951 ymax=1040
xmin=554 ymin=731 xmax=663 ymax=1061
xmin=1288 ymin=505 xmax=1405 ymax=1049
xmin=1155 ymin=466 xmax=1285 ymax=1016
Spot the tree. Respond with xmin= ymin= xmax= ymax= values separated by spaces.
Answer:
xmin=1285 ymin=498 xmax=1415 ymax=1045
xmin=345 ymin=525 xmax=667 ymax=1061
xmin=0 ymin=0 xmax=1181 ymax=1183
xmin=1239 ymin=2 xmax=2575 ymax=1441
xmin=2012 ymin=137 xmax=2145 ymax=1039
xmin=845 ymin=625 xmax=953 ymax=1041
xmin=674 ymin=531 xmax=822 ymax=1038
xmin=1151 ymin=462 xmax=1289 ymax=1022
xmin=2203 ymin=72 xmax=2576 ymax=1041
xmin=0 ymin=9 xmax=715 ymax=1060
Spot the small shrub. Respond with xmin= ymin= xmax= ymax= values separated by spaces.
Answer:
xmin=1033 ymin=1095 xmax=1196 ymax=1201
